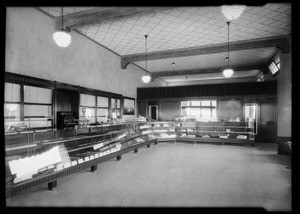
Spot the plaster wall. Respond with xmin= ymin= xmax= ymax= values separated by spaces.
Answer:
xmin=5 ymin=7 xmax=166 ymax=117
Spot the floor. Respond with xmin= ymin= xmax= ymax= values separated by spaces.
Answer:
xmin=6 ymin=142 xmax=291 ymax=211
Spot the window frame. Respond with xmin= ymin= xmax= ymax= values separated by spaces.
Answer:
xmin=181 ymin=100 xmax=217 ymax=119
xmin=4 ymin=81 xmax=55 ymax=130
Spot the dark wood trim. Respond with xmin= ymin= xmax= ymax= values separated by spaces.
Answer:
xmin=5 ymin=72 xmax=55 ymax=89
xmin=137 ymin=81 xmax=277 ymax=100
xmin=122 ymin=35 xmax=290 ymax=63
xmin=20 ymin=84 xmax=24 ymax=121
xmin=56 ymin=7 xmax=173 ymax=29
xmin=151 ymin=64 xmax=267 ymax=78
xmin=23 ymin=103 xmax=52 ymax=106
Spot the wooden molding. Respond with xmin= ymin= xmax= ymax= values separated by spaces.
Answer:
xmin=150 ymin=64 xmax=267 ymax=79
xmin=55 ymin=7 xmax=172 ymax=29
xmin=121 ymin=35 xmax=290 ymax=63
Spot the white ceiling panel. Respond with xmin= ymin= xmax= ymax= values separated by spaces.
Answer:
xmin=38 ymin=4 xmax=291 ymax=83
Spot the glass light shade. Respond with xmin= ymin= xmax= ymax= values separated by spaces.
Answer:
xmin=53 ymin=29 xmax=71 ymax=47
xmin=221 ymin=5 xmax=246 ymax=20
xmin=223 ymin=68 xmax=234 ymax=77
xmin=142 ymin=74 xmax=151 ymax=83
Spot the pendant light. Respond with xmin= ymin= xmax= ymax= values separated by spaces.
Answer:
xmin=223 ymin=21 xmax=233 ymax=78
xmin=142 ymin=35 xmax=151 ymax=83
xmin=221 ymin=5 xmax=246 ymax=20
xmin=53 ymin=7 xmax=71 ymax=47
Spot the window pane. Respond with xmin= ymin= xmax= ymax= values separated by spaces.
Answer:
xmin=212 ymin=109 xmax=217 ymax=118
xmin=4 ymin=121 xmax=23 ymax=131
xmin=117 ymin=99 xmax=121 ymax=108
xmin=201 ymin=108 xmax=211 ymax=118
xmin=201 ymin=101 xmax=211 ymax=106
xmin=181 ymin=101 xmax=190 ymax=107
xmin=5 ymin=83 xmax=20 ymax=102
xmin=190 ymin=108 xmax=200 ymax=117
xmin=97 ymin=96 xmax=108 ymax=108
xmin=245 ymin=105 xmax=256 ymax=119
xmin=191 ymin=101 xmax=200 ymax=106
xmin=24 ymin=118 xmax=52 ymax=128
xmin=80 ymin=94 xmax=96 ymax=107
xmin=4 ymin=104 xmax=21 ymax=120
xmin=111 ymin=98 xmax=116 ymax=109
xmin=24 ymin=105 xmax=52 ymax=117
xmin=80 ymin=107 xmax=96 ymax=123
xmin=181 ymin=107 xmax=190 ymax=116
xmin=24 ymin=85 xmax=52 ymax=104
xmin=97 ymin=108 xmax=108 ymax=116
xmin=211 ymin=101 xmax=217 ymax=106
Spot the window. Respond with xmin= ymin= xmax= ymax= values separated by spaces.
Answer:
xmin=111 ymin=98 xmax=121 ymax=118
xmin=4 ymin=83 xmax=53 ymax=131
xmin=23 ymin=85 xmax=53 ymax=128
xmin=181 ymin=100 xmax=217 ymax=121
xmin=268 ymin=60 xmax=280 ymax=76
xmin=80 ymin=94 xmax=96 ymax=124
xmin=97 ymin=96 xmax=109 ymax=123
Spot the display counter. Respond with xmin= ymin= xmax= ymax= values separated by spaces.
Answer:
xmin=5 ymin=121 xmax=157 ymax=198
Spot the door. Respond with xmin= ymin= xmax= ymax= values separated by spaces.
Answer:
xmin=257 ymin=99 xmax=277 ymax=143
xmin=149 ymin=105 xmax=158 ymax=121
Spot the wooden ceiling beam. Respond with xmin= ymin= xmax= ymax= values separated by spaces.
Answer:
xmin=121 ymin=35 xmax=290 ymax=66
xmin=150 ymin=64 xmax=267 ymax=79
xmin=55 ymin=7 xmax=172 ymax=29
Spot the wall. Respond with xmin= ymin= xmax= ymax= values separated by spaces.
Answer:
xmin=275 ymin=50 xmax=291 ymax=138
xmin=5 ymin=7 xmax=166 ymax=118
xmin=159 ymin=100 xmax=180 ymax=121
xmin=217 ymin=99 xmax=243 ymax=119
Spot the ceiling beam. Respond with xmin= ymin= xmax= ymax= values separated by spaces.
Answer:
xmin=55 ymin=7 xmax=172 ymax=29
xmin=121 ymin=35 xmax=290 ymax=68
xmin=150 ymin=64 xmax=267 ymax=79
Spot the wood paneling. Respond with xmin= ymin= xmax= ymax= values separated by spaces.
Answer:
xmin=56 ymin=89 xmax=79 ymax=118
xmin=138 ymin=101 xmax=147 ymax=117
xmin=159 ymin=101 xmax=180 ymax=121
xmin=257 ymin=99 xmax=277 ymax=143
xmin=137 ymin=81 xmax=277 ymax=100
xmin=217 ymin=100 xmax=243 ymax=119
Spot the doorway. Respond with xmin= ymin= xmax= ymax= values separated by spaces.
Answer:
xmin=149 ymin=105 xmax=158 ymax=121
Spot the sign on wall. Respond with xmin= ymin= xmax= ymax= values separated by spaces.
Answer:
xmin=123 ymin=97 xmax=135 ymax=115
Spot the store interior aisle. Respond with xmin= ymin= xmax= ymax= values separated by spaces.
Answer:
xmin=6 ymin=142 xmax=291 ymax=211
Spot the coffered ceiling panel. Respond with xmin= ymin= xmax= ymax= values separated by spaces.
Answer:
xmin=76 ymin=4 xmax=290 ymax=56
xmin=39 ymin=3 xmax=291 ymax=83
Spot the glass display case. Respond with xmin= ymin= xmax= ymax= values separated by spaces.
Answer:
xmin=5 ymin=121 xmax=157 ymax=198
xmin=175 ymin=117 xmax=255 ymax=146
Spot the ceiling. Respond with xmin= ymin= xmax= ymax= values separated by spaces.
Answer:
xmin=38 ymin=4 xmax=291 ymax=83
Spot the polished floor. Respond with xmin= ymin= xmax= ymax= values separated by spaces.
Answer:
xmin=6 ymin=142 xmax=291 ymax=210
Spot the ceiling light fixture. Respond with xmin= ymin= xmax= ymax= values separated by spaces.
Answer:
xmin=142 ymin=35 xmax=151 ymax=83
xmin=223 ymin=21 xmax=233 ymax=78
xmin=53 ymin=7 xmax=71 ymax=47
xmin=221 ymin=5 xmax=246 ymax=20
